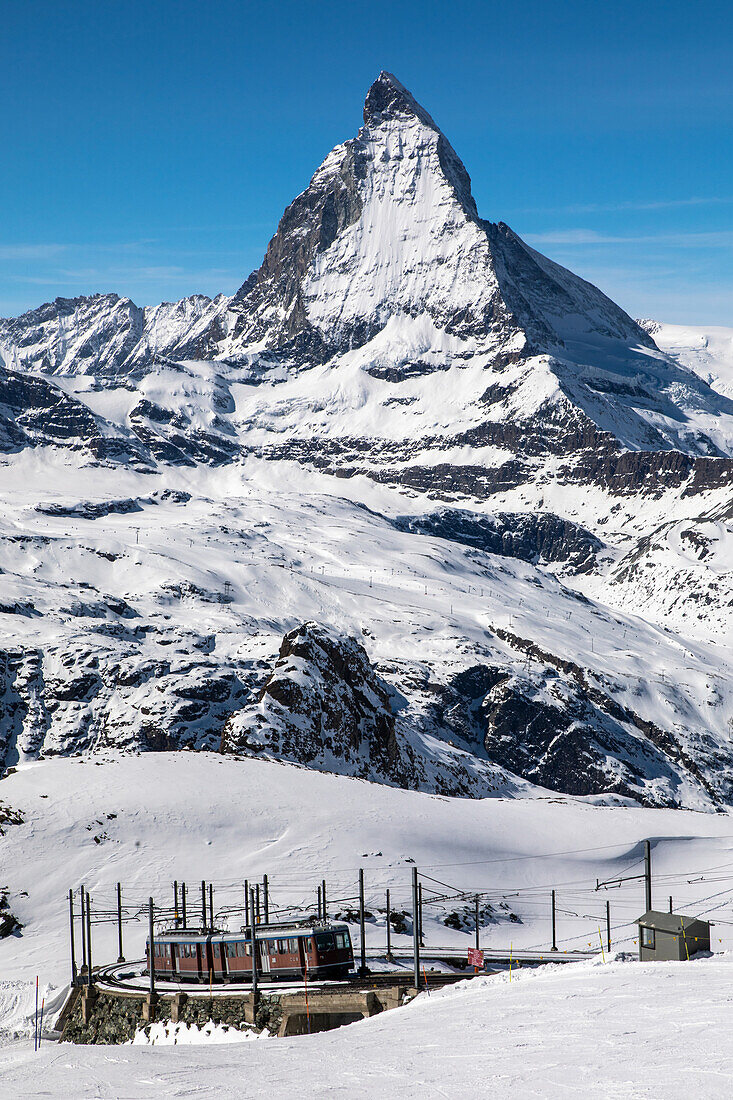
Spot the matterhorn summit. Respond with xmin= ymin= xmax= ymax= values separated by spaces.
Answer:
xmin=223 ymin=71 xmax=656 ymax=370
xmin=3 ymin=71 xmax=732 ymax=475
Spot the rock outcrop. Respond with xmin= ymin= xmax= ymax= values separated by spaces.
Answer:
xmin=223 ymin=622 xmax=405 ymax=783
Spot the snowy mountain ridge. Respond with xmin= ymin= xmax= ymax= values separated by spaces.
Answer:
xmin=0 ymin=72 xmax=731 ymax=811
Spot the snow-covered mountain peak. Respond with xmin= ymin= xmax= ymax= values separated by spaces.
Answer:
xmin=2 ymin=74 xmax=732 ymax=467
xmin=362 ymin=71 xmax=442 ymax=130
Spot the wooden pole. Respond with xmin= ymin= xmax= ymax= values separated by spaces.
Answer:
xmin=412 ymin=866 xmax=420 ymax=990
xmin=69 ymin=889 xmax=77 ymax=985
xmin=86 ymin=890 xmax=93 ymax=988
xmin=359 ymin=868 xmax=366 ymax=975
xmin=386 ymin=889 xmax=392 ymax=961
xmin=418 ymin=882 xmax=424 ymax=947
xmin=201 ymin=880 xmax=206 ymax=929
xmin=173 ymin=880 xmax=178 ymax=928
xmin=148 ymin=897 xmax=155 ymax=997
xmin=669 ymin=895 xmax=673 ymax=914
xmin=249 ymin=887 xmax=258 ymax=997
xmin=117 ymin=882 xmax=125 ymax=962
xmin=551 ymin=889 xmax=557 ymax=951
xmin=606 ymin=899 xmax=611 ymax=953
xmin=644 ymin=840 xmax=652 ymax=912
xmin=80 ymin=886 xmax=87 ymax=975
xmin=182 ymin=882 xmax=187 ymax=928
xmin=256 ymin=883 xmax=260 ymax=924
xmin=322 ymin=879 xmax=327 ymax=921
xmin=263 ymin=875 xmax=269 ymax=923
xmin=209 ymin=883 xmax=214 ymax=930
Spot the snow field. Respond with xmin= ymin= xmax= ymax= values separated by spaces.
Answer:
xmin=2 ymin=954 xmax=733 ymax=1097
xmin=2 ymin=752 xmax=733 ymax=1020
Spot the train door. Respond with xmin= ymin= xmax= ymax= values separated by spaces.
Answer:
xmin=196 ymin=940 xmax=209 ymax=981
xmin=258 ymin=938 xmax=271 ymax=975
xmin=298 ymin=934 xmax=314 ymax=976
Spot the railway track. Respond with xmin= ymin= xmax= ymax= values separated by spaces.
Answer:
xmin=93 ymin=960 xmax=488 ymax=996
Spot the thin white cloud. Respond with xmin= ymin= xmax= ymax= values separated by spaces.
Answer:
xmin=508 ymin=197 xmax=733 ymax=215
xmin=0 ymin=244 xmax=68 ymax=260
xmin=525 ymin=229 xmax=733 ymax=247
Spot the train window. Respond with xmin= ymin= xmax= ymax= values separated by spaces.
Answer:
xmin=287 ymin=938 xmax=297 ymax=953
xmin=237 ymin=942 xmax=247 ymax=957
xmin=315 ymin=933 xmax=334 ymax=951
xmin=335 ymin=933 xmax=347 ymax=950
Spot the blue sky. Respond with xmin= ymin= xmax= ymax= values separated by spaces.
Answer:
xmin=2 ymin=0 xmax=731 ymax=323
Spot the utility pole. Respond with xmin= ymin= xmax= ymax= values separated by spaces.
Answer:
xmin=644 ymin=840 xmax=652 ymax=912
xmin=386 ymin=889 xmax=392 ymax=962
xmin=244 ymin=881 xmax=249 ymax=928
xmin=669 ymin=895 xmax=673 ymax=914
xmin=148 ymin=898 xmax=155 ymax=998
xmin=201 ymin=881 xmax=206 ymax=930
xmin=173 ymin=880 xmax=178 ymax=927
xmin=80 ymin=886 xmax=87 ymax=976
xmin=322 ymin=879 xmax=327 ymax=920
xmin=475 ymin=895 xmax=480 ymax=951
xmin=86 ymin=891 xmax=93 ymax=989
xmin=256 ymin=884 xmax=260 ymax=924
xmin=68 ymin=890 xmax=77 ymax=985
xmin=209 ymin=884 xmax=214 ymax=930
xmin=551 ymin=889 xmax=557 ymax=951
xmin=182 ymin=882 xmax=187 ymax=928
xmin=317 ymin=885 xmax=322 ymax=921
xmin=249 ymin=886 xmax=258 ymax=998
xmin=359 ymin=868 xmax=367 ymax=975
xmin=263 ymin=875 xmax=269 ymax=923
xmin=117 ymin=883 xmax=125 ymax=962
xmin=412 ymin=866 xmax=420 ymax=990
xmin=606 ymin=900 xmax=611 ymax=954
xmin=418 ymin=883 xmax=424 ymax=947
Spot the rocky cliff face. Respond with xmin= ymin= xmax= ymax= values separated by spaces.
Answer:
xmin=223 ymin=622 xmax=405 ymax=781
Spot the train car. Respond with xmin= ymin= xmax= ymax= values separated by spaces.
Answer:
xmin=146 ymin=920 xmax=354 ymax=983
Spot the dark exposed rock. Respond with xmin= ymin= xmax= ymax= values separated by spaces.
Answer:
xmin=393 ymin=508 xmax=603 ymax=573
xmin=0 ymin=891 xmax=22 ymax=938
xmin=223 ymin=622 xmax=406 ymax=782
xmin=36 ymin=498 xmax=142 ymax=519
xmin=429 ymin=652 xmax=726 ymax=809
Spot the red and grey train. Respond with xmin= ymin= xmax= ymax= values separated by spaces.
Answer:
xmin=146 ymin=920 xmax=354 ymax=982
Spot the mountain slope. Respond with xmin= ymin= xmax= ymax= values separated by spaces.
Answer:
xmin=0 ymin=74 xmax=731 ymax=811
